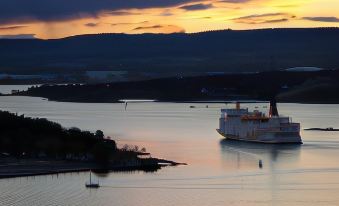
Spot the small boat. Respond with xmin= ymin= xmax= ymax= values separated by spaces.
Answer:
xmin=85 ymin=170 xmax=100 ymax=188
xmin=259 ymin=160 xmax=263 ymax=169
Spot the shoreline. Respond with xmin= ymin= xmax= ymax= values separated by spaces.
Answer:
xmin=2 ymin=69 xmax=339 ymax=104
xmin=0 ymin=168 xmax=92 ymax=179
xmin=0 ymin=158 xmax=184 ymax=179
xmin=0 ymin=159 xmax=97 ymax=179
xmin=3 ymin=94 xmax=339 ymax=104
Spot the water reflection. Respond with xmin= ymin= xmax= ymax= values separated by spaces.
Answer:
xmin=1 ymin=95 xmax=339 ymax=206
xmin=219 ymin=139 xmax=301 ymax=171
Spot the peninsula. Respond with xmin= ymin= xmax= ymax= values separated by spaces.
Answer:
xmin=0 ymin=110 xmax=182 ymax=178
xmin=12 ymin=69 xmax=339 ymax=104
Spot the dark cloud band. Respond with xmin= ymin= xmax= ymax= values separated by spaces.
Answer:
xmin=302 ymin=16 xmax=339 ymax=23
xmin=0 ymin=0 xmax=198 ymax=24
xmin=179 ymin=3 xmax=213 ymax=11
xmin=0 ymin=25 xmax=27 ymax=30
xmin=232 ymin=13 xmax=294 ymax=24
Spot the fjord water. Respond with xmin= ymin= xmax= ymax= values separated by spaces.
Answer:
xmin=1 ymin=95 xmax=339 ymax=206
xmin=0 ymin=85 xmax=39 ymax=94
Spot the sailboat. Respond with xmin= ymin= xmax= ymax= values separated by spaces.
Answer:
xmin=85 ymin=170 xmax=100 ymax=188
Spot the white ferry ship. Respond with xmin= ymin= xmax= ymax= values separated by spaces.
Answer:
xmin=217 ymin=101 xmax=302 ymax=144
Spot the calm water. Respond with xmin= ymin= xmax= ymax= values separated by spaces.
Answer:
xmin=1 ymin=94 xmax=339 ymax=206
xmin=0 ymin=85 xmax=39 ymax=94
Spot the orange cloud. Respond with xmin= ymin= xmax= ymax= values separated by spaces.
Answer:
xmin=132 ymin=24 xmax=185 ymax=33
xmin=0 ymin=0 xmax=339 ymax=39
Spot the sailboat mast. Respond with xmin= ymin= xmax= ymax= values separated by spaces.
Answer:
xmin=90 ymin=171 xmax=92 ymax=183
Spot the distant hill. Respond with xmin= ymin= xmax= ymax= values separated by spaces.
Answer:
xmin=1 ymin=28 xmax=339 ymax=73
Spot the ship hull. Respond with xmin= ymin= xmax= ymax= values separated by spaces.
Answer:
xmin=217 ymin=129 xmax=302 ymax=144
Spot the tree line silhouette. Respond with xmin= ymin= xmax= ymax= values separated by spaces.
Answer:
xmin=1 ymin=28 xmax=339 ymax=73
xmin=0 ymin=110 xmax=145 ymax=164
xmin=17 ymin=69 xmax=339 ymax=103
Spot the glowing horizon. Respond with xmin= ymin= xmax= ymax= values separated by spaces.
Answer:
xmin=0 ymin=0 xmax=339 ymax=39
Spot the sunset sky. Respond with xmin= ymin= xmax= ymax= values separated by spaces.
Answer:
xmin=0 ymin=0 xmax=339 ymax=39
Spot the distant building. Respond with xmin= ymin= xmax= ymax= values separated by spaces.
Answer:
xmin=85 ymin=71 xmax=128 ymax=82
xmin=11 ymin=90 xmax=20 ymax=94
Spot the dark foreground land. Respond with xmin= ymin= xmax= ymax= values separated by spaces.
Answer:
xmin=0 ymin=158 xmax=180 ymax=179
xmin=0 ymin=111 xmax=183 ymax=178
xmin=14 ymin=70 xmax=339 ymax=104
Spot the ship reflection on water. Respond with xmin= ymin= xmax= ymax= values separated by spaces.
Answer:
xmin=219 ymin=139 xmax=302 ymax=171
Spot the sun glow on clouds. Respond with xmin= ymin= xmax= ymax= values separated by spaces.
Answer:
xmin=0 ymin=0 xmax=338 ymax=39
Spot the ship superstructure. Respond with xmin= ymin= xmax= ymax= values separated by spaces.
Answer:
xmin=217 ymin=101 xmax=302 ymax=144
